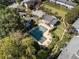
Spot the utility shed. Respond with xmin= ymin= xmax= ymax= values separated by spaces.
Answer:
xmin=21 ymin=0 xmax=42 ymax=9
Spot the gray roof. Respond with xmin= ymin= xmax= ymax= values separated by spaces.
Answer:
xmin=23 ymin=0 xmax=35 ymax=2
xmin=43 ymin=14 xmax=53 ymax=23
xmin=43 ymin=14 xmax=59 ymax=25
xmin=22 ymin=0 xmax=36 ymax=5
xmin=58 ymin=36 xmax=79 ymax=59
xmin=66 ymin=1 xmax=77 ymax=6
xmin=72 ymin=18 xmax=79 ymax=29
xmin=49 ymin=0 xmax=77 ymax=7
xmin=23 ymin=0 xmax=29 ymax=2
xmin=58 ymin=0 xmax=67 ymax=3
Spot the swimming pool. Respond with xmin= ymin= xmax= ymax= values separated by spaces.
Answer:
xmin=29 ymin=25 xmax=47 ymax=43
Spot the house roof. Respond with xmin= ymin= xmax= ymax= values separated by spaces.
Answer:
xmin=43 ymin=14 xmax=53 ymax=23
xmin=22 ymin=0 xmax=39 ymax=3
xmin=58 ymin=36 xmax=79 ymax=59
xmin=49 ymin=18 xmax=58 ymax=25
xmin=49 ymin=0 xmax=77 ymax=7
xmin=66 ymin=1 xmax=77 ymax=6
xmin=22 ymin=0 xmax=36 ymax=6
xmin=58 ymin=0 xmax=77 ymax=6
xmin=72 ymin=18 xmax=79 ymax=29
xmin=23 ymin=0 xmax=35 ymax=2
xmin=23 ymin=0 xmax=29 ymax=2
xmin=43 ymin=14 xmax=59 ymax=25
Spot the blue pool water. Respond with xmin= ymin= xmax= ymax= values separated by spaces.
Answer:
xmin=29 ymin=25 xmax=47 ymax=42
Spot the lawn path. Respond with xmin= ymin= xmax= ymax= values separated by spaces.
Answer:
xmin=52 ymin=18 xmax=68 ymax=54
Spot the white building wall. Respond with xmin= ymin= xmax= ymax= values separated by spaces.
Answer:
xmin=56 ymin=1 xmax=74 ymax=9
xmin=77 ymin=29 xmax=79 ymax=33
xmin=50 ymin=0 xmax=56 ymax=2
xmin=49 ymin=0 xmax=74 ymax=9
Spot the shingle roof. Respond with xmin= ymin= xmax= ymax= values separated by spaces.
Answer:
xmin=72 ymin=18 xmax=79 ymax=29
xmin=58 ymin=0 xmax=67 ymax=3
xmin=43 ymin=14 xmax=53 ymax=23
xmin=23 ymin=0 xmax=36 ymax=2
xmin=23 ymin=0 xmax=29 ymax=2
xmin=58 ymin=0 xmax=77 ymax=6
xmin=49 ymin=18 xmax=58 ymax=25
xmin=58 ymin=36 xmax=79 ymax=59
xmin=49 ymin=0 xmax=77 ymax=7
xmin=43 ymin=14 xmax=59 ymax=26
xmin=66 ymin=1 xmax=77 ymax=6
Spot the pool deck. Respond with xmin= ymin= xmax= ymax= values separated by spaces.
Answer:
xmin=38 ymin=30 xmax=52 ymax=47
xmin=39 ymin=22 xmax=53 ymax=31
xmin=38 ymin=23 xmax=52 ymax=47
xmin=42 ymin=31 xmax=52 ymax=47
xmin=28 ymin=19 xmax=53 ymax=47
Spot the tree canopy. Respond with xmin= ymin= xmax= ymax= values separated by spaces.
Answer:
xmin=0 ymin=0 xmax=15 ymax=6
xmin=65 ymin=6 xmax=79 ymax=24
xmin=0 ymin=8 xmax=24 ymax=39
xmin=0 ymin=32 xmax=40 ymax=59
xmin=73 ymin=0 xmax=79 ymax=4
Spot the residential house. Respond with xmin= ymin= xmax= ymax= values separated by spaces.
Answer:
xmin=42 ymin=14 xmax=59 ymax=27
xmin=72 ymin=18 xmax=79 ymax=33
xmin=49 ymin=0 xmax=77 ymax=9
xmin=21 ymin=0 xmax=42 ymax=9
xmin=58 ymin=36 xmax=79 ymax=59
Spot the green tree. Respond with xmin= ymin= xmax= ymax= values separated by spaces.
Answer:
xmin=0 ymin=37 xmax=20 ymax=59
xmin=0 ymin=8 xmax=24 ymax=38
xmin=72 ymin=0 xmax=79 ymax=4
xmin=65 ymin=6 xmax=79 ymax=24
xmin=21 ymin=37 xmax=40 ymax=59
xmin=0 ymin=0 xmax=15 ymax=6
xmin=37 ymin=49 xmax=48 ymax=59
xmin=0 ymin=34 xmax=40 ymax=59
xmin=0 ymin=4 xmax=6 ymax=9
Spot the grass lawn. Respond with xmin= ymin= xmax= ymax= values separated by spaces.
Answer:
xmin=42 ymin=2 xmax=70 ymax=39
xmin=51 ymin=22 xmax=71 ymax=54
xmin=53 ymin=22 xmax=66 ymax=39
xmin=42 ymin=1 xmax=72 ymax=56
xmin=42 ymin=2 xmax=69 ymax=20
